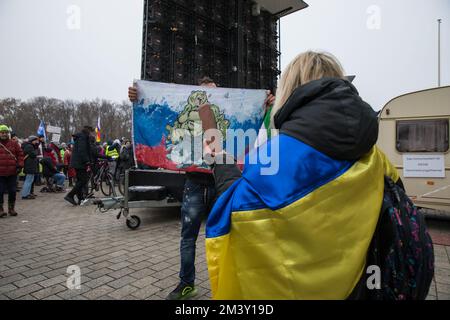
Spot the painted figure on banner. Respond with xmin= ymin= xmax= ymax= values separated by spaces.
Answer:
xmin=133 ymin=81 xmax=266 ymax=173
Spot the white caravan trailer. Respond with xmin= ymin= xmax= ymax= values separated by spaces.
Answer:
xmin=378 ymin=86 xmax=450 ymax=212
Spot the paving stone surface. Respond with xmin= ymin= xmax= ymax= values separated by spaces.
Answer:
xmin=0 ymin=191 xmax=449 ymax=300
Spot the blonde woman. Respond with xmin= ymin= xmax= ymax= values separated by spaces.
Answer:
xmin=201 ymin=51 xmax=401 ymax=299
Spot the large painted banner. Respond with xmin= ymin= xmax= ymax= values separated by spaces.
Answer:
xmin=133 ymin=80 xmax=267 ymax=173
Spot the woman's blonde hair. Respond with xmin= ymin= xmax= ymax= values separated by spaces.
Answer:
xmin=271 ymin=51 xmax=345 ymax=128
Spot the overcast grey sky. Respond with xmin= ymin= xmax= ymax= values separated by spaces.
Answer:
xmin=281 ymin=0 xmax=450 ymax=109
xmin=0 ymin=0 xmax=448 ymax=110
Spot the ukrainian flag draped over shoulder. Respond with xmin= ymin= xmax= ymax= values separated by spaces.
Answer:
xmin=205 ymin=134 xmax=398 ymax=300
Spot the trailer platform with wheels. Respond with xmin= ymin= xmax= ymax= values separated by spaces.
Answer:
xmin=83 ymin=169 xmax=186 ymax=229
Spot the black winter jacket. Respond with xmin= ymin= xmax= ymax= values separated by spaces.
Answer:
xmin=22 ymin=142 xmax=39 ymax=174
xmin=70 ymin=132 xmax=94 ymax=169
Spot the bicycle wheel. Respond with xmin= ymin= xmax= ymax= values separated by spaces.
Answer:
xmin=100 ymin=173 xmax=113 ymax=197
xmin=87 ymin=172 xmax=99 ymax=194
xmin=87 ymin=176 xmax=94 ymax=194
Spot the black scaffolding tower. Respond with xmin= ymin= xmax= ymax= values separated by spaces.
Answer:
xmin=141 ymin=0 xmax=308 ymax=91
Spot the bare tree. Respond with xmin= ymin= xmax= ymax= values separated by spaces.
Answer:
xmin=0 ymin=97 xmax=132 ymax=143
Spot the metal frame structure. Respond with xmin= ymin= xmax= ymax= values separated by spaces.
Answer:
xmin=86 ymin=169 xmax=183 ymax=229
xmin=140 ymin=0 xmax=308 ymax=91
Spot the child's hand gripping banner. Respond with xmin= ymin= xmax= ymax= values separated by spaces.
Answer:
xmin=133 ymin=80 xmax=267 ymax=173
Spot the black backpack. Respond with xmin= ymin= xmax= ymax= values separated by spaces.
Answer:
xmin=366 ymin=176 xmax=435 ymax=300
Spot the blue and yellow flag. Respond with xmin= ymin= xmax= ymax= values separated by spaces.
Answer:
xmin=205 ymin=133 xmax=399 ymax=300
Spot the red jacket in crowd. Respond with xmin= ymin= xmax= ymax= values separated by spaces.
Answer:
xmin=0 ymin=138 xmax=24 ymax=176
xmin=64 ymin=149 xmax=76 ymax=178
xmin=43 ymin=149 xmax=58 ymax=167
xmin=49 ymin=142 xmax=62 ymax=164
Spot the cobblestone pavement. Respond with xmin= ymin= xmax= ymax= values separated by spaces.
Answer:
xmin=0 ymin=191 xmax=210 ymax=300
xmin=0 ymin=191 xmax=449 ymax=300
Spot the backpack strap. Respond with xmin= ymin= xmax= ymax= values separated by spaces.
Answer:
xmin=362 ymin=175 xmax=393 ymax=300
xmin=0 ymin=142 xmax=17 ymax=162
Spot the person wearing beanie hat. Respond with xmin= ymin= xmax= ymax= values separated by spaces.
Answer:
xmin=0 ymin=125 xmax=24 ymax=217
xmin=21 ymin=135 xmax=40 ymax=199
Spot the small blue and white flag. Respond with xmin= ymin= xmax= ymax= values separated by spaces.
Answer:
xmin=37 ymin=120 xmax=46 ymax=141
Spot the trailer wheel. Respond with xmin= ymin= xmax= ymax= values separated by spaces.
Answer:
xmin=126 ymin=215 xmax=141 ymax=230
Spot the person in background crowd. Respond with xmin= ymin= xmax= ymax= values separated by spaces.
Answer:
xmin=35 ymin=134 xmax=46 ymax=186
xmin=41 ymin=147 xmax=66 ymax=191
xmin=60 ymin=143 xmax=67 ymax=162
xmin=21 ymin=135 xmax=40 ymax=200
xmin=64 ymin=143 xmax=76 ymax=187
xmin=117 ymin=140 xmax=134 ymax=174
xmin=48 ymin=141 xmax=63 ymax=165
xmin=120 ymin=138 xmax=128 ymax=153
xmin=95 ymin=142 xmax=103 ymax=156
xmin=59 ymin=143 xmax=67 ymax=176
xmin=92 ymin=139 xmax=109 ymax=159
xmin=0 ymin=125 xmax=24 ymax=217
xmin=105 ymin=140 xmax=120 ymax=159
xmin=37 ymin=134 xmax=45 ymax=158
xmin=104 ymin=141 xmax=111 ymax=153
xmin=77 ymin=136 xmax=113 ymax=199
xmin=95 ymin=143 xmax=104 ymax=156
xmin=15 ymin=137 xmax=25 ymax=191
xmin=105 ymin=139 xmax=120 ymax=180
xmin=10 ymin=134 xmax=23 ymax=191
xmin=64 ymin=126 xmax=96 ymax=206
xmin=44 ymin=144 xmax=58 ymax=166
xmin=10 ymin=132 xmax=19 ymax=144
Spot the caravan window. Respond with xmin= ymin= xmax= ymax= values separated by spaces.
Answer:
xmin=396 ymin=119 xmax=449 ymax=153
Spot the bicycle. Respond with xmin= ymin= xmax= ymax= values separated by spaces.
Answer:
xmin=86 ymin=159 xmax=117 ymax=198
